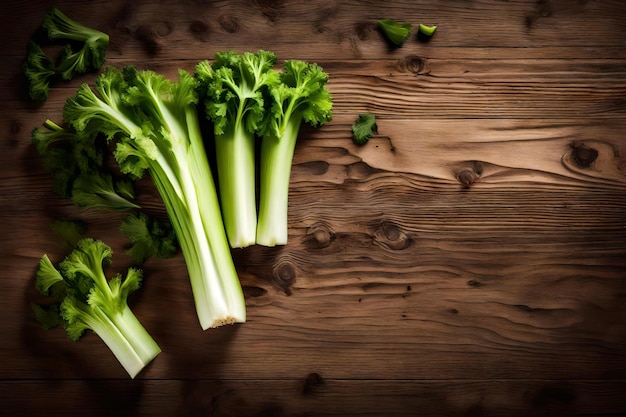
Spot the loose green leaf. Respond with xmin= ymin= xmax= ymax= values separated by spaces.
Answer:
xmin=351 ymin=113 xmax=378 ymax=145
xmin=120 ymin=212 xmax=178 ymax=265
xmin=23 ymin=42 xmax=56 ymax=103
xmin=23 ymin=7 xmax=109 ymax=102
xmin=32 ymin=119 xmax=139 ymax=211
xmin=43 ymin=7 xmax=109 ymax=79
xmin=378 ymin=19 xmax=413 ymax=47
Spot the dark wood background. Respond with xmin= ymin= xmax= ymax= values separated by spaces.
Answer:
xmin=1 ymin=0 xmax=626 ymax=416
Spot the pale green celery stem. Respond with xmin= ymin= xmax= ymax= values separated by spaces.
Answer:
xmin=186 ymin=109 xmax=246 ymax=327
xmin=109 ymin=305 xmax=161 ymax=371
xmin=256 ymin=120 xmax=301 ymax=246
xmin=87 ymin=304 xmax=160 ymax=379
xmin=215 ymin=121 xmax=257 ymax=248
xmin=147 ymin=112 xmax=245 ymax=329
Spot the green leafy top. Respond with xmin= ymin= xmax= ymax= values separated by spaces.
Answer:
xmin=195 ymin=50 xmax=281 ymax=137
xmin=63 ymin=67 xmax=143 ymax=143
xmin=34 ymin=238 xmax=143 ymax=340
xmin=260 ymin=60 xmax=333 ymax=141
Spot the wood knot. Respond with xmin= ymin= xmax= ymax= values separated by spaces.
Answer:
xmin=153 ymin=21 xmax=174 ymax=37
xmin=373 ymin=221 xmax=411 ymax=251
xmin=273 ymin=261 xmax=296 ymax=295
xmin=457 ymin=170 xmax=475 ymax=187
xmin=218 ymin=14 xmax=240 ymax=33
xmin=311 ymin=7 xmax=339 ymax=34
xmin=189 ymin=20 xmax=210 ymax=42
xmin=525 ymin=0 xmax=552 ymax=30
xmin=397 ymin=55 xmax=427 ymax=75
xmin=467 ymin=279 xmax=484 ymax=288
xmin=302 ymin=372 xmax=324 ymax=395
xmin=570 ymin=141 xmax=598 ymax=168
xmin=354 ymin=21 xmax=378 ymax=41
xmin=304 ymin=222 xmax=335 ymax=249
xmin=253 ymin=0 xmax=284 ymax=22
xmin=133 ymin=23 xmax=172 ymax=55
xmin=455 ymin=161 xmax=483 ymax=188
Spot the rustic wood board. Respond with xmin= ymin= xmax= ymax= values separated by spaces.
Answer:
xmin=1 ymin=0 xmax=625 ymax=416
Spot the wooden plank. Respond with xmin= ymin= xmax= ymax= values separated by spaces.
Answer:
xmin=2 ymin=0 xmax=626 ymax=61
xmin=1 ymin=379 xmax=626 ymax=417
xmin=4 ymin=188 xmax=626 ymax=380
xmin=4 ymin=57 xmax=626 ymax=122
xmin=9 ymin=117 xmax=626 ymax=189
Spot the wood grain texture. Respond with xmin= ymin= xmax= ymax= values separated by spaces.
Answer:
xmin=1 ymin=0 xmax=626 ymax=416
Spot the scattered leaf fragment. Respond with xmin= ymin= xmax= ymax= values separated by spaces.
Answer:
xmin=378 ymin=19 xmax=412 ymax=47
xmin=418 ymin=23 xmax=438 ymax=37
xmin=120 ymin=212 xmax=179 ymax=265
xmin=352 ymin=113 xmax=378 ymax=145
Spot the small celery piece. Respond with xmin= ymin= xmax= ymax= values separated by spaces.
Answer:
xmin=42 ymin=6 xmax=109 ymax=79
xmin=34 ymin=239 xmax=161 ymax=378
xmin=23 ymin=7 xmax=109 ymax=103
xmin=23 ymin=42 xmax=56 ymax=103
xmin=378 ymin=19 xmax=413 ymax=47
xmin=195 ymin=50 xmax=281 ymax=248
xmin=120 ymin=212 xmax=178 ymax=265
xmin=418 ymin=23 xmax=438 ymax=37
xmin=257 ymin=60 xmax=333 ymax=246
xmin=352 ymin=113 xmax=378 ymax=145
xmin=32 ymin=119 xmax=139 ymax=210
xmin=63 ymin=65 xmax=245 ymax=329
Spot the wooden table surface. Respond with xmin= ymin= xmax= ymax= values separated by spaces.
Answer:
xmin=1 ymin=0 xmax=626 ymax=416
